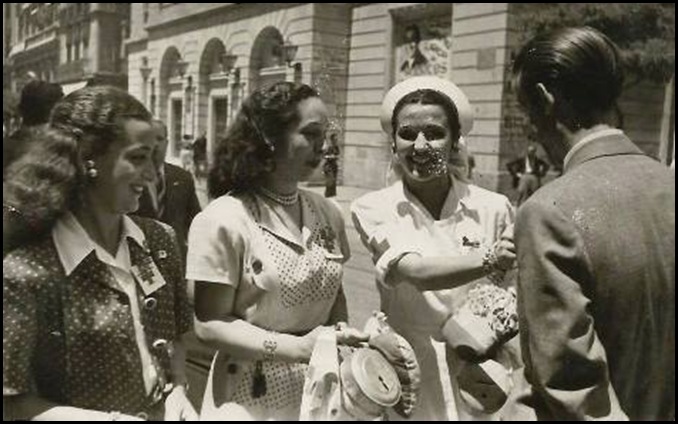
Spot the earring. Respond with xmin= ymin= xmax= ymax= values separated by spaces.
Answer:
xmin=85 ymin=160 xmax=98 ymax=179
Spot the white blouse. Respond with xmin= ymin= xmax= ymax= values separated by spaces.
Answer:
xmin=186 ymin=189 xmax=350 ymax=333
xmin=351 ymin=176 xmax=514 ymax=420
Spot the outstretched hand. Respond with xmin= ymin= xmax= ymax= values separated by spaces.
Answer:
xmin=335 ymin=321 xmax=370 ymax=347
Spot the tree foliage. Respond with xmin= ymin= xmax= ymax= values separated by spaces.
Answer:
xmin=516 ymin=3 xmax=675 ymax=84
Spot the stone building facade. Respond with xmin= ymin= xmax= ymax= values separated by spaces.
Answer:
xmin=4 ymin=3 xmax=129 ymax=95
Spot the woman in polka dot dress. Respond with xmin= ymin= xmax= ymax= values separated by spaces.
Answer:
xmin=188 ymin=82 xmax=368 ymax=421
xmin=3 ymin=87 xmax=197 ymax=421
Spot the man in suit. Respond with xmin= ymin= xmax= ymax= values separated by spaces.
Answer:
xmin=506 ymin=143 xmax=550 ymax=205
xmin=136 ymin=120 xmax=202 ymax=257
xmin=504 ymin=27 xmax=674 ymax=421
xmin=134 ymin=120 xmax=209 ymax=410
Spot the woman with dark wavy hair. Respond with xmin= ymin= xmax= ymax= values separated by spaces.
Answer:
xmin=3 ymin=86 xmax=197 ymax=421
xmin=189 ymin=81 xmax=367 ymax=420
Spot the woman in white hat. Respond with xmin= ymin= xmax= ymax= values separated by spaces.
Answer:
xmin=351 ymin=76 xmax=518 ymax=420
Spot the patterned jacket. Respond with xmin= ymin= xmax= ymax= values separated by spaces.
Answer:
xmin=3 ymin=216 xmax=192 ymax=416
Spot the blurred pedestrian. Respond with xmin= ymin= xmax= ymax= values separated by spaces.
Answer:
xmin=506 ymin=142 xmax=549 ymax=205
xmin=322 ymin=133 xmax=340 ymax=198
xmin=193 ymin=131 xmax=207 ymax=179
xmin=180 ymin=136 xmax=194 ymax=174
xmin=3 ymin=80 xmax=63 ymax=175
xmin=505 ymin=26 xmax=675 ymax=421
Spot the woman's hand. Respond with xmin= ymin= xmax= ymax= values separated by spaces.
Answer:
xmin=494 ymin=226 xmax=516 ymax=271
xmin=298 ymin=326 xmax=332 ymax=361
xmin=335 ymin=321 xmax=370 ymax=347
xmin=163 ymin=385 xmax=198 ymax=421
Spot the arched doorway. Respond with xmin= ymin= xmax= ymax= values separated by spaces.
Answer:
xmin=198 ymin=38 xmax=230 ymax=167
xmin=159 ymin=47 xmax=184 ymax=162
xmin=249 ymin=26 xmax=287 ymax=93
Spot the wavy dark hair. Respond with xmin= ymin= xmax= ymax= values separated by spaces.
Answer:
xmin=3 ymin=86 xmax=152 ymax=237
xmin=208 ymin=81 xmax=319 ymax=198
xmin=513 ymin=26 xmax=624 ymax=129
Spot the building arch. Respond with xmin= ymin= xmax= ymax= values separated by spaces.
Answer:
xmin=158 ymin=46 xmax=184 ymax=160
xmin=197 ymin=38 xmax=230 ymax=167
xmin=249 ymin=26 xmax=286 ymax=93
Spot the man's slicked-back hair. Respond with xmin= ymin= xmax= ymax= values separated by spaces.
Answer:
xmin=513 ymin=26 xmax=624 ymax=128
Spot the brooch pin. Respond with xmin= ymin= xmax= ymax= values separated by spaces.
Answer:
xmin=131 ymin=255 xmax=167 ymax=296
xmin=318 ymin=226 xmax=337 ymax=252
xmin=462 ymin=236 xmax=481 ymax=248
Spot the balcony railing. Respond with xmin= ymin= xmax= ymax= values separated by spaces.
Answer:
xmin=56 ymin=58 xmax=91 ymax=83
xmin=24 ymin=25 xmax=57 ymax=50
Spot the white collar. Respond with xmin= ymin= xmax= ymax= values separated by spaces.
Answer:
xmin=398 ymin=174 xmax=480 ymax=220
xmin=563 ymin=128 xmax=624 ymax=170
xmin=52 ymin=212 xmax=146 ymax=276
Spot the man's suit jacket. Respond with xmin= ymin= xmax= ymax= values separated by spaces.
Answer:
xmin=135 ymin=163 xmax=202 ymax=257
xmin=506 ymin=155 xmax=550 ymax=188
xmin=506 ymin=133 xmax=675 ymax=420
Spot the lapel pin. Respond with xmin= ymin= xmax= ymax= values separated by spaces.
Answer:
xmin=462 ymin=236 xmax=481 ymax=248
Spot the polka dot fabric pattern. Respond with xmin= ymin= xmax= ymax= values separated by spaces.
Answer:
xmin=230 ymin=361 xmax=307 ymax=411
xmin=260 ymin=199 xmax=342 ymax=310
xmin=2 ymin=216 xmax=192 ymax=415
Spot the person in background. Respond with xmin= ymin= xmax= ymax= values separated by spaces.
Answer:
xmin=136 ymin=120 xmax=202 ymax=258
xmin=3 ymin=80 xmax=64 ymax=174
xmin=505 ymin=26 xmax=674 ymax=421
xmin=189 ymin=81 xmax=368 ymax=420
xmin=3 ymin=86 xmax=197 ymax=421
xmin=192 ymin=131 xmax=208 ymax=179
xmin=322 ymin=132 xmax=340 ymax=198
xmin=506 ymin=142 xmax=550 ymax=206
xmin=180 ymin=136 xmax=195 ymax=174
xmin=351 ymin=76 xmax=518 ymax=420
xmin=134 ymin=119 xmax=207 ymax=411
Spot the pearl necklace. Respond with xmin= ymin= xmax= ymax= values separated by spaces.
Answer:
xmin=257 ymin=186 xmax=299 ymax=206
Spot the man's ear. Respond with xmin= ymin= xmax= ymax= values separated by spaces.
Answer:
xmin=535 ymin=83 xmax=555 ymax=115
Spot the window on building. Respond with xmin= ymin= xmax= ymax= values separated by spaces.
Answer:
xmin=213 ymin=97 xmax=229 ymax=139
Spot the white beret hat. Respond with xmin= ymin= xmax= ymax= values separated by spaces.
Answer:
xmin=380 ymin=76 xmax=474 ymax=137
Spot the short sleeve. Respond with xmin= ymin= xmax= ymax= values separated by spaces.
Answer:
xmin=185 ymin=200 xmax=246 ymax=288
xmin=351 ymin=196 xmax=422 ymax=287
xmin=326 ymin=197 xmax=351 ymax=264
xmin=3 ymin=260 xmax=38 ymax=396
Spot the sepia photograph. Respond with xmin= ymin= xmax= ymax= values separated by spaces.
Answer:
xmin=3 ymin=3 xmax=675 ymax=421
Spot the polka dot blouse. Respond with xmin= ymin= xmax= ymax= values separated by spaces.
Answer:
xmin=3 ymin=216 xmax=192 ymax=416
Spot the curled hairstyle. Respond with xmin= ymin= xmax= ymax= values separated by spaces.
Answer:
xmin=513 ymin=26 xmax=624 ymax=129
xmin=3 ymin=86 xmax=152 ymax=236
xmin=208 ymin=81 xmax=319 ymax=198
